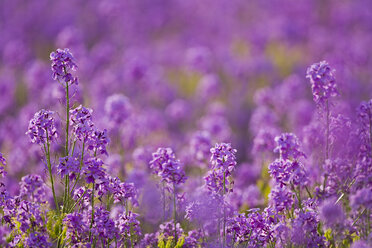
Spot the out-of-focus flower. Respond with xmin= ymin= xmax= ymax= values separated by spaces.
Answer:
xmin=105 ymin=94 xmax=132 ymax=125
xmin=319 ymin=198 xmax=345 ymax=228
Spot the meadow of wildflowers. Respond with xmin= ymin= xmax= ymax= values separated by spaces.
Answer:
xmin=0 ymin=1 xmax=372 ymax=247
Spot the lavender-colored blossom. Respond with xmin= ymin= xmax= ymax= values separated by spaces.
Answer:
xmin=158 ymin=221 xmax=184 ymax=241
xmin=116 ymin=211 xmax=141 ymax=242
xmin=268 ymin=159 xmax=305 ymax=187
xmin=149 ymin=147 xmax=187 ymax=186
xmin=350 ymin=187 xmax=372 ymax=211
xmin=69 ymin=105 xmax=94 ymax=142
xmin=184 ymin=229 xmax=203 ymax=248
xmin=189 ymin=131 xmax=211 ymax=163
xmin=0 ymin=153 xmax=6 ymax=177
xmin=306 ymin=61 xmax=338 ymax=105
xmin=24 ymin=232 xmax=50 ymax=248
xmin=83 ymin=157 xmax=106 ymax=184
xmin=291 ymin=208 xmax=324 ymax=248
xmin=87 ymin=128 xmax=110 ymax=156
xmin=50 ymin=48 xmax=78 ymax=85
xmin=26 ymin=109 xmax=58 ymax=145
xmin=19 ymin=174 xmax=46 ymax=203
xmin=105 ymin=94 xmax=132 ymax=125
xmin=57 ymin=155 xmax=80 ymax=180
xmin=252 ymin=128 xmax=278 ymax=155
xmin=319 ymin=198 xmax=345 ymax=228
xmin=91 ymin=206 xmax=118 ymax=243
xmin=63 ymin=212 xmax=89 ymax=246
xmin=210 ymin=143 xmax=237 ymax=176
xmin=274 ymin=133 xmax=305 ymax=160
xmin=269 ymin=185 xmax=294 ymax=213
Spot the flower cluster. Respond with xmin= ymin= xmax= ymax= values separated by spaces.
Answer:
xmin=306 ymin=60 xmax=338 ymax=105
xmin=149 ymin=147 xmax=187 ymax=186
xmin=274 ymin=133 xmax=305 ymax=160
xmin=26 ymin=109 xmax=58 ymax=145
xmin=105 ymin=94 xmax=132 ymax=125
xmin=50 ymin=48 xmax=78 ymax=85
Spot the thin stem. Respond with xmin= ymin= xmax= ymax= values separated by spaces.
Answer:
xmin=44 ymin=131 xmax=59 ymax=214
xmin=323 ymin=100 xmax=330 ymax=193
xmin=173 ymin=183 xmax=178 ymax=245
xmin=63 ymin=81 xmax=70 ymax=214
xmin=70 ymin=141 xmax=85 ymax=196
xmin=163 ymin=182 xmax=166 ymax=222
xmin=305 ymin=185 xmax=313 ymax=199
xmin=223 ymin=171 xmax=226 ymax=248
xmin=89 ymin=182 xmax=95 ymax=242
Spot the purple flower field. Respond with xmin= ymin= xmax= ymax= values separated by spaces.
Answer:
xmin=0 ymin=1 xmax=372 ymax=247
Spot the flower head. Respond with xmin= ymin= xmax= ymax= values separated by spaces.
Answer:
xmin=210 ymin=143 xmax=237 ymax=176
xmin=26 ymin=109 xmax=58 ymax=145
xmin=50 ymin=48 xmax=78 ymax=85
xmin=57 ymin=156 xmax=80 ymax=180
xmin=105 ymin=94 xmax=132 ymax=125
xmin=306 ymin=61 xmax=338 ymax=105
xmin=274 ymin=133 xmax=305 ymax=160
xmin=149 ymin=148 xmax=187 ymax=186
xmin=69 ymin=105 xmax=94 ymax=141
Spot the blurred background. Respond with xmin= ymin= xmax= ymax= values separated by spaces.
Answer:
xmin=1 ymin=0 xmax=372 ymax=229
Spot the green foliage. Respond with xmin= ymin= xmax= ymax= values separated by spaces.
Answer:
xmin=157 ymin=234 xmax=184 ymax=248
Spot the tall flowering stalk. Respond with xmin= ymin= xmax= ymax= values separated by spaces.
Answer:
xmin=26 ymin=109 xmax=59 ymax=213
xmin=306 ymin=61 xmax=338 ymax=190
xmin=149 ymin=148 xmax=187 ymax=244
xmin=50 ymin=48 xmax=78 ymax=213
xmin=208 ymin=143 xmax=237 ymax=247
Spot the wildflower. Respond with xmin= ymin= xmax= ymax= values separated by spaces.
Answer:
xmin=26 ymin=109 xmax=58 ymax=145
xmin=306 ymin=60 xmax=338 ymax=105
xmin=50 ymin=48 xmax=78 ymax=85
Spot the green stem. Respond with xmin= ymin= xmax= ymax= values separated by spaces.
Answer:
xmin=223 ymin=171 xmax=226 ymax=248
xmin=44 ymin=131 xmax=59 ymax=214
xmin=70 ymin=141 xmax=85 ymax=196
xmin=173 ymin=183 xmax=178 ymax=245
xmin=89 ymin=182 xmax=95 ymax=242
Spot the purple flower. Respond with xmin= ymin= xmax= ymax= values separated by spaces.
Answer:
xmin=350 ymin=187 xmax=372 ymax=211
xmin=116 ymin=211 xmax=141 ymax=244
xmin=26 ymin=109 xmax=58 ymax=145
xmin=87 ymin=128 xmax=110 ymax=156
xmin=184 ymin=229 xmax=203 ymax=248
xmin=306 ymin=60 xmax=338 ymax=105
xmin=149 ymin=147 xmax=187 ymax=186
xmin=0 ymin=153 xmax=6 ymax=177
xmin=210 ymin=143 xmax=237 ymax=176
xmin=63 ymin=212 xmax=89 ymax=246
xmin=50 ymin=48 xmax=78 ymax=85
xmin=158 ymin=221 xmax=184 ymax=241
xmin=252 ymin=128 xmax=278 ymax=154
xmin=83 ymin=157 xmax=106 ymax=184
xmin=24 ymin=232 xmax=50 ymax=248
xmin=319 ymin=198 xmax=345 ymax=228
xmin=274 ymin=133 xmax=305 ymax=160
xmin=69 ymin=105 xmax=94 ymax=142
xmin=19 ymin=174 xmax=47 ymax=203
xmin=269 ymin=185 xmax=294 ymax=213
xmin=91 ymin=206 xmax=118 ymax=243
xmin=57 ymin=155 xmax=80 ymax=180
xmin=189 ymin=131 xmax=211 ymax=163
xmin=268 ymin=159 xmax=308 ymax=187
xmin=291 ymin=209 xmax=324 ymax=247
xmin=105 ymin=94 xmax=132 ymax=125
